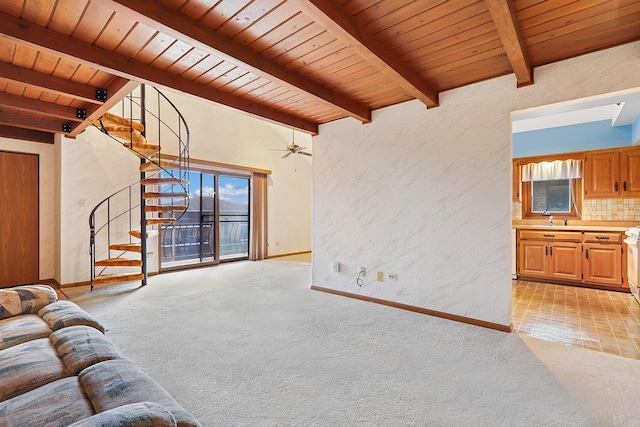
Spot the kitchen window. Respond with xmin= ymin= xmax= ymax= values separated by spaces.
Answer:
xmin=521 ymin=159 xmax=582 ymax=219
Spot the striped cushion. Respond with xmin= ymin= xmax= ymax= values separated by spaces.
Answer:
xmin=0 ymin=377 xmax=95 ymax=427
xmin=79 ymin=359 xmax=202 ymax=427
xmin=67 ymin=402 xmax=177 ymax=427
xmin=0 ymin=314 xmax=52 ymax=351
xmin=50 ymin=325 xmax=124 ymax=375
xmin=0 ymin=337 xmax=69 ymax=402
xmin=0 ymin=285 xmax=57 ymax=320
xmin=38 ymin=300 xmax=105 ymax=333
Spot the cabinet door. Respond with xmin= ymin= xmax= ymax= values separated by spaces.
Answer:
xmin=512 ymin=159 xmax=520 ymax=201
xmin=518 ymin=241 xmax=548 ymax=278
xmin=620 ymin=149 xmax=640 ymax=197
xmin=584 ymin=151 xmax=619 ymax=198
xmin=549 ymin=242 xmax=581 ymax=281
xmin=583 ymin=244 xmax=623 ymax=287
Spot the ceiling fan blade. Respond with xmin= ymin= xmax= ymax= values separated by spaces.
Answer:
xmin=269 ymin=148 xmax=288 ymax=151
xmin=295 ymin=146 xmax=307 ymax=151
xmin=298 ymin=151 xmax=312 ymax=157
xmin=282 ymin=152 xmax=292 ymax=159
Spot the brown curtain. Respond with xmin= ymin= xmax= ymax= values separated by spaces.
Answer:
xmin=250 ymin=172 xmax=268 ymax=260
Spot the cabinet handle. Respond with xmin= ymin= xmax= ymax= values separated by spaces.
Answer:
xmin=615 ymin=181 xmax=618 ymax=191
xmin=545 ymin=246 xmax=548 ymax=256
xmin=595 ymin=236 xmax=610 ymax=240
xmin=586 ymin=248 xmax=589 ymax=259
xmin=543 ymin=234 xmax=555 ymax=237
xmin=550 ymin=246 xmax=553 ymax=256
xmin=624 ymin=181 xmax=627 ymax=191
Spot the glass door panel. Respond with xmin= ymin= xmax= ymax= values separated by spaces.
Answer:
xmin=160 ymin=170 xmax=216 ymax=268
xmin=219 ymin=176 xmax=250 ymax=260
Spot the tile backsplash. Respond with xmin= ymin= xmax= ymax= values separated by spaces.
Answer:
xmin=512 ymin=198 xmax=640 ymax=222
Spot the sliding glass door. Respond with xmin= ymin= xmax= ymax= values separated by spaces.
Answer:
xmin=219 ymin=176 xmax=250 ymax=260
xmin=159 ymin=169 xmax=249 ymax=270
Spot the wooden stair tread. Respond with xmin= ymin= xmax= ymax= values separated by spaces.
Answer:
xmin=92 ymin=273 xmax=144 ymax=286
xmin=129 ymin=230 xmax=159 ymax=239
xmin=94 ymin=258 xmax=142 ymax=267
xmin=145 ymin=205 xmax=188 ymax=212
xmin=141 ymin=177 xmax=188 ymax=186
xmin=140 ymin=161 xmax=181 ymax=172
xmin=143 ymin=192 xmax=188 ymax=199
xmin=146 ymin=218 xmax=177 ymax=225
xmin=109 ymin=243 xmax=142 ymax=253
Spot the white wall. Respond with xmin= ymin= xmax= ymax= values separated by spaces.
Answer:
xmin=161 ymin=90 xmax=312 ymax=257
xmin=0 ymin=138 xmax=56 ymax=281
xmin=312 ymin=42 xmax=640 ymax=328
xmin=59 ymin=130 xmax=141 ymax=284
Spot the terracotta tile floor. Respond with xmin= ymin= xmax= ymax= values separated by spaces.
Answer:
xmin=512 ymin=280 xmax=640 ymax=360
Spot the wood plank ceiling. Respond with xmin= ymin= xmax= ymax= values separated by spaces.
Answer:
xmin=0 ymin=0 xmax=639 ymax=143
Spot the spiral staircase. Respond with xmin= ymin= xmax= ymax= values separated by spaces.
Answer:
xmin=89 ymin=85 xmax=189 ymax=289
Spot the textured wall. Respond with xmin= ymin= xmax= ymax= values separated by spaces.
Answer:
xmin=312 ymin=42 xmax=640 ymax=327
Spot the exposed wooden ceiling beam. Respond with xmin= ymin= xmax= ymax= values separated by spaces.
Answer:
xmin=0 ymin=124 xmax=54 ymax=144
xmin=484 ymin=0 xmax=533 ymax=87
xmin=69 ymin=78 xmax=140 ymax=137
xmin=0 ymin=11 xmax=319 ymax=135
xmin=0 ymin=92 xmax=83 ymax=122
xmin=0 ymin=111 xmax=68 ymax=134
xmin=298 ymin=0 xmax=439 ymax=108
xmin=102 ymin=0 xmax=371 ymax=124
xmin=0 ymin=61 xmax=105 ymax=105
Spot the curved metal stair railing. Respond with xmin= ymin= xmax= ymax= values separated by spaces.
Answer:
xmin=89 ymin=84 xmax=190 ymax=289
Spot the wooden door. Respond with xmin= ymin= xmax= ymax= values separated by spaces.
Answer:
xmin=0 ymin=151 xmax=39 ymax=287
xmin=620 ymin=149 xmax=640 ymax=197
xmin=584 ymin=151 xmax=619 ymax=198
xmin=518 ymin=240 xmax=548 ymax=278
xmin=583 ymin=243 xmax=623 ymax=287
xmin=548 ymin=242 xmax=581 ymax=281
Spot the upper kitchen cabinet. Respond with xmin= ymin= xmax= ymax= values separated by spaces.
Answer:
xmin=620 ymin=149 xmax=640 ymax=197
xmin=584 ymin=150 xmax=619 ymax=198
xmin=512 ymin=159 xmax=520 ymax=201
xmin=584 ymin=147 xmax=640 ymax=199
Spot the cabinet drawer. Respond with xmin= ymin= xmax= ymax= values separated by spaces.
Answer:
xmin=519 ymin=230 xmax=581 ymax=242
xmin=582 ymin=232 xmax=622 ymax=243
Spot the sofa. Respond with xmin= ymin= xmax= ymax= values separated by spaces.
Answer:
xmin=0 ymin=284 xmax=201 ymax=427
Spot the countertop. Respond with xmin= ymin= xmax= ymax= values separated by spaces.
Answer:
xmin=513 ymin=224 xmax=633 ymax=232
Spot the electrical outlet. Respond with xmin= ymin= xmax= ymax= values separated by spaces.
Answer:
xmin=376 ymin=271 xmax=383 ymax=281
xmin=360 ymin=267 xmax=366 ymax=276
xmin=387 ymin=273 xmax=397 ymax=280
xmin=331 ymin=262 xmax=340 ymax=273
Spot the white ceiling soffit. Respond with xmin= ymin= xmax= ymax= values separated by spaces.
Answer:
xmin=512 ymin=87 xmax=640 ymax=133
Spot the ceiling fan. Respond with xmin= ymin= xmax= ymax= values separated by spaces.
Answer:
xmin=271 ymin=130 xmax=312 ymax=159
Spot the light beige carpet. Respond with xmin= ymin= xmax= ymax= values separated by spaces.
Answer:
xmin=64 ymin=260 xmax=639 ymax=426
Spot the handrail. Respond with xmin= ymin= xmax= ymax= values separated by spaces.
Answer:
xmin=89 ymin=84 xmax=190 ymax=288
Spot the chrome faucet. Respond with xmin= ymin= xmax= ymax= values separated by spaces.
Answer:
xmin=549 ymin=216 xmax=553 ymax=226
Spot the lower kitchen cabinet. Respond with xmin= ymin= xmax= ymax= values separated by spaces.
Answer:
xmin=549 ymin=242 xmax=582 ymax=281
xmin=582 ymin=243 xmax=623 ymax=287
xmin=518 ymin=240 xmax=581 ymax=281
xmin=517 ymin=229 xmax=624 ymax=290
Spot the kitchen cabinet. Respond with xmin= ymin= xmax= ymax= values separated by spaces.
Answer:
xmin=584 ymin=150 xmax=619 ymax=198
xmin=517 ymin=229 xmax=626 ymax=290
xmin=518 ymin=231 xmax=582 ymax=282
xmin=512 ymin=159 xmax=520 ymax=201
xmin=620 ymin=149 xmax=640 ymax=197
xmin=582 ymin=232 xmax=624 ymax=287
xmin=584 ymin=148 xmax=640 ymax=198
